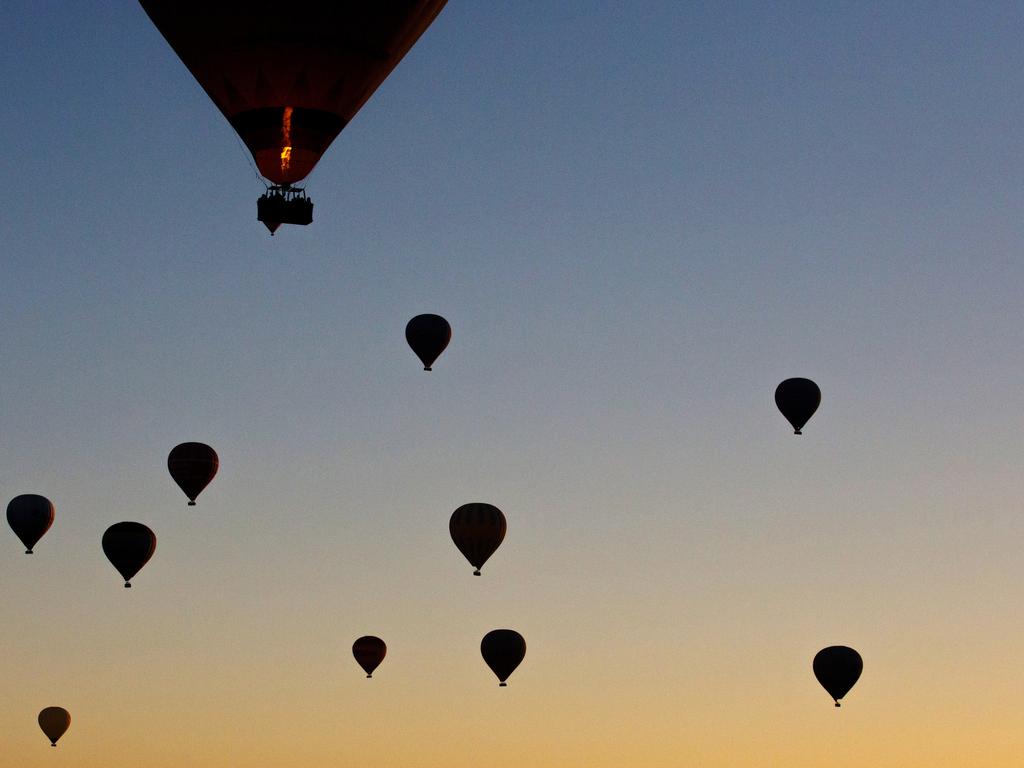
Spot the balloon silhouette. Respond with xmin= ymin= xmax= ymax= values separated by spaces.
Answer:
xmin=138 ymin=2 xmax=449 ymax=232
xmin=7 ymin=494 xmax=55 ymax=554
xmin=406 ymin=314 xmax=451 ymax=371
xmin=775 ymin=378 xmax=821 ymax=434
xmin=813 ymin=646 xmax=863 ymax=707
xmin=168 ymin=442 xmax=219 ymax=506
xmin=102 ymin=522 xmax=157 ymax=588
xmin=481 ymin=629 xmax=526 ymax=687
xmin=450 ymin=503 xmax=506 ymax=575
xmin=38 ymin=707 xmax=70 ymax=747
xmin=352 ymin=636 xmax=387 ymax=678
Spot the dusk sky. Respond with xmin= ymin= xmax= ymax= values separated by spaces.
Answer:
xmin=3 ymin=2 xmax=1024 ymax=766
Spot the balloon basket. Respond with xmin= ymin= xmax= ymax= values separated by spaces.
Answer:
xmin=258 ymin=186 xmax=313 ymax=232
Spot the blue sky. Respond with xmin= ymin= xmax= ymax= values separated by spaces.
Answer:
xmin=2 ymin=3 xmax=1024 ymax=766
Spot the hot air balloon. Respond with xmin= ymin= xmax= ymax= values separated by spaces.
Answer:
xmin=352 ymin=636 xmax=387 ymax=678
xmin=167 ymin=442 xmax=219 ymax=506
xmin=406 ymin=314 xmax=451 ymax=371
xmin=102 ymin=522 xmax=156 ymax=588
xmin=38 ymin=707 xmax=70 ymax=747
xmin=138 ymin=1 xmax=449 ymax=234
xmin=813 ymin=646 xmax=862 ymax=707
xmin=481 ymin=629 xmax=526 ymax=687
xmin=775 ymin=378 xmax=821 ymax=434
xmin=7 ymin=494 xmax=55 ymax=554
xmin=450 ymin=503 xmax=506 ymax=575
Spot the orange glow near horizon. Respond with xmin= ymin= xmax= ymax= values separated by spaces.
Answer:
xmin=280 ymin=106 xmax=293 ymax=175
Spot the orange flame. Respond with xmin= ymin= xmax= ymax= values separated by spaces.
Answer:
xmin=280 ymin=106 xmax=293 ymax=174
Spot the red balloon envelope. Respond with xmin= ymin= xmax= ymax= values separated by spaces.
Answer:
xmin=138 ymin=1 xmax=449 ymax=186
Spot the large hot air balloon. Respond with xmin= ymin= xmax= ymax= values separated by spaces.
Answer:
xmin=167 ymin=442 xmax=219 ymax=506
xmin=7 ymin=494 xmax=55 ymax=554
xmin=450 ymin=503 xmax=506 ymax=575
xmin=481 ymin=629 xmax=526 ymax=687
xmin=813 ymin=646 xmax=862 ymax=707
xmin=38 ymin=707 xmax=70 ymax=747
xmin=352 ymin=636 xmax=387 ymax=678
xmin=138 ymin=1 xmax=449 ymax=233
xmin=406 ymin=314 xmax=451 ymax=371
xmin=102 ymin=522 xmax=157 ymax=588
xmin=775 ymin=378 xmax=821 ymax=434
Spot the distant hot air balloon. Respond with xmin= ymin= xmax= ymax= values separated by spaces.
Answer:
xmin=138 ymin=1 xmax=449 ymax=233
xmin=352 ymin=636 xmax=387 ymax=678
xmin=167 ymin=442 xmax=219 ymax=506
xmin=7 ymin=494 xmax=55 ymax=554
xmin=450 ymin=503 xmax=506 ymax=575
xmin=481 ymin=629 xmax=526 ymax=687
xmin=406 ymin=314 xmax=451 ymax=371
xmin=775 ymin=378 xmax=821 ymax=434
xmin=813 ymin=646 xmax=862 ymax=707
xmin=38 ymin=707 xmax=70 ymax=747
xmin=102 ymin=522 xmax=157 ymax=588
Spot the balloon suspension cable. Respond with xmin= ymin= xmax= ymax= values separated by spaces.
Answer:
xmin=233 ymin=132 xmax=266 ymax=186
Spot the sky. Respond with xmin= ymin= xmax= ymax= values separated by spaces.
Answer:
xmin=2 ymin=1 xmax=1024 ymax=766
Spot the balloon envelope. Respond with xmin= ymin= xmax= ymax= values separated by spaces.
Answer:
xmin=775 ymin=378 xmax=821 ymax=434
xmin=406 ymin=314 xmax=451 ymax=370
xmin=450 ymin=503 xmax=506 ymax=575
xmin=352 ymin=636 xmax=387 ymax=678
xmin=813 ymin=645 xmax=863 ymax=706
xmin=38 ymin=707 xmax=70 ymax=746
xmin=7 ymin=494 xmax=55 ymax=554
xmin=168 ymin=442 xmax=219 ymax=505
xmin=481 ymin=629 xmax=526 ymax=686
xmin=138 ymin=1 xmax=449 ymax=185
xmin=102 ymin=522 xmax=157 ymax=587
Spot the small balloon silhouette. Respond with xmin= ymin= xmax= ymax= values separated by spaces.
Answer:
xmin=168 ymin=442 xmax=219 ymax=505
xmin=352 ymin=636 xmax=387 ymax=678
xmin=450 ymin=503 xmax=506 ymax=575
xmin=775 ymin=378 xmax=821 ymax=434
xmin=405 ymin=314 xmax=451 ymax=371
xmin=481 ymin=629 xmax=526 ymax=686
xmin=7 ymin=494 xmax=55 ymax=554
xmin=102 ymin=522 xmax=156 ymax=588
xmin=813 ymin=646 xmax=863 ymax=707
xmin=38 ymin=706 xmax=70 ymax=746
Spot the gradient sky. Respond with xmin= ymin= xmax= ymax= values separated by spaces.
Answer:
xmin=3 ymin=2 xmax=1024 ymax=766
